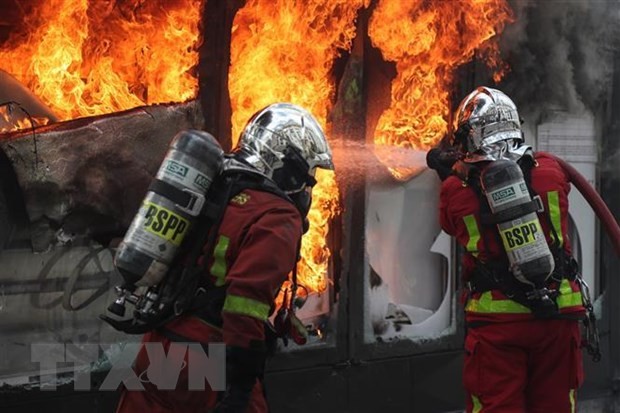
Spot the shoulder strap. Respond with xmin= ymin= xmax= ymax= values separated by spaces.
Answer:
xmin=518 ymin=156 xmax=563 ymax=250
xmin=518 ymin=155 xmax=574 ymax=282
xmin=449 ymin=160 xmax=503 ymax=266
xmin=161 ymin=173 xmax=240 ymax=315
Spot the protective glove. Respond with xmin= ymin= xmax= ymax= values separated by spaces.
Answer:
xmin=426 ymin=147 xmax=461 ymax=181
xmin=211 ymin=344 xmax=266 ymax=413
xmin=273 ymin=306 xmax=308 ymax=346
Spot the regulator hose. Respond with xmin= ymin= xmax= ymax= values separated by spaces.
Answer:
xmin=537 ymin=151 xmax=620 ymax=256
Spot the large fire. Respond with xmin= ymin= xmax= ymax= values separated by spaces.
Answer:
xmin=0 ymin=0 xmax=513 ymax=306
xmin=229 ymin=0 xmax=369 ymax=296
xmin=369 ymin=0 xmax=513 ymax=180
xmin=0 ymin=0 xmax=202 ymax=121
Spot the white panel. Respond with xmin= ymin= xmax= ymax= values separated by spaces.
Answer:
xmin=365 ymin=169 xmax=453 ymax=341
xmin=536 ymin=111 xmax=599 ymax=295
xmin=568 ymin=162 xmax=597 ymax=294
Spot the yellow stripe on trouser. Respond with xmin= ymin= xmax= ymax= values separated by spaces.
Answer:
xmin=222 ymin=295 xmax=270 ymax=320
xmin=469 ymin=381 xmax=577 ymax=411
xmin=547 ymin=191 xmax=564 ymax=247
xmin=466 ymin=291 xmax=531 ymax=313
xmin=466 ymin=280 xmax=583 ymax=314
xmin=463 ymin=214 xmax=481 ymax=257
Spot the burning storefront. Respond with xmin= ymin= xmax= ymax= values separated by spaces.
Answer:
xmin=0 ymin=0 xmax=619 ymax=412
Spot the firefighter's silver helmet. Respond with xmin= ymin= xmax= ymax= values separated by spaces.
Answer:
xmin=455 ymin=87 xmax=528 ymax=162
xmin=235 ymin=102 xmax=334 ymax=193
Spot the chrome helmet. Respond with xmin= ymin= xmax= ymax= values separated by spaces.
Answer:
xmin=454 ymin=87 xmax=529 ymax=162
xmin=234 ymin=102 xmax=334 ymax=193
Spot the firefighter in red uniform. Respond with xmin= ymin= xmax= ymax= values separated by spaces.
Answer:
xmin=115 ymin=103 xmax=334 ymax=413
xmin=427 ymin=87 xmax=586 ymax=413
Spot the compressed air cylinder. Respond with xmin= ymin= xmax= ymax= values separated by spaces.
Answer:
xmin=114 ymin=130 xmax=224 ymax=287
xmin=480 ymin=159 xmax=555 ymax=287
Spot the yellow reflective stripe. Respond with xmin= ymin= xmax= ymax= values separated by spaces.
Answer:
xmin=463 ymin=214 xmax=481 ymax=257
xmin=467 ymin=281 xmax=582 ymax=313
xmin=547 ymin=191 xmax=564 ymax=247
xmin=569 ymin=388 xmax=576 ymax=413
xmin=222 ymin=295 xmax=270 ymax=321
xmin=210 ymin=235 xmax=230 ymax=287
xmin=557 ymin=292 xmax=583 ymax=308
xmin=471 ymin=395 xmax=483 ymax=413
xmin=465 ymin=291 xmax=531 ymax=314
xmin=559 ymin=278 xmax=573 ymax=295
xmin=557 ymin=279 xmax=583 ymax=309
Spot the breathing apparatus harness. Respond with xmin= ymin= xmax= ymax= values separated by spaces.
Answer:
xmin=101 ymin=154 xmax=311 ymax=343
xmin=451 ymin=155 xmax=601 ymax=361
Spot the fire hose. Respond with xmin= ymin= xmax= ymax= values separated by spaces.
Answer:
xmin=538 ymin=151 xmax=620 ymax=257
xmin=538 ymin=151 xmax=620 ymax=363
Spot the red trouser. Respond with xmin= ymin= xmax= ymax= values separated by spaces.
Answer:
xmin=115 ymin=330 xmax=268 ymax=413
xmin=463 ymin=318 xmax=583 ymax=413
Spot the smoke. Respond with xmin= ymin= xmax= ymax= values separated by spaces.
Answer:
xmin=497 ymin=0 xmax=620 ymax=123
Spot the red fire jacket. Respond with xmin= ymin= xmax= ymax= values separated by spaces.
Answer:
xmin=115 ymin=188 xmax=302 ymax=413
xmin=165 ymin=187 xmax=304 ymax=348
xmin=439 ymin=153 xmax=585 ymax=323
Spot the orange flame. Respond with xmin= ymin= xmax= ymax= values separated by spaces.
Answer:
xmin=0 ymin=0 xmax=515 ymax=304
xmin=0 ymin=104 xmax=49 ymax=133
xmin=229 ymin=0 xmax=369 ymax=295
xmin=368 ymin=0 xmax=513 ymax=179
xmin=0 ymin=0 xmax=202 ymax=121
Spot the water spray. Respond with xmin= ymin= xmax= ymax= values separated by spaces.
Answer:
xmin=331 ymin=140 xmax=429 ymax=186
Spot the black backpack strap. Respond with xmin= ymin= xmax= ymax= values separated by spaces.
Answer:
xmin=149 ymin=179 xmax=197 ymax=212
xmin=518 ymin=155 xmax=571 ymax=281
xmin=518 ymin=155 xmax=562 ymax=248
xmin=227 ymin=171 xmax=293 ymax=205
xmin=465 ymin=164 xmax=509 ymax=267
xmin=172 ymin=172 xmax=243 ymax=300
